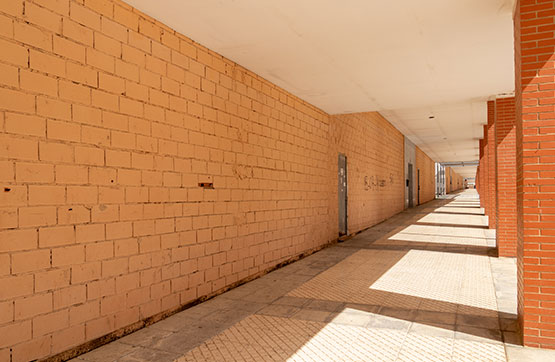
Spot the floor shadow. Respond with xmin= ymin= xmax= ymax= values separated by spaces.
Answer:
xmin=440 ymin=205 xmax=483 ymax=209
xmin=415 ymin=221 xmax=489 ymax=230
xmin=431 ymin=211 xmax=485 ymax=216
xmin=277 ymin=194 xmax=515 ymax=351
xmin=279 ymin=243 xmax=514 ymax=350
xmin=389 ymin=230 xmax=491 ymax=241
xmin=356 ymin=241 xmax=496 ymax=256
xmin=147 ymin=193 xmax=518 ymax=360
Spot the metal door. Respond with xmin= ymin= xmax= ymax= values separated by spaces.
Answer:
xmin=338 ymin=154 xmax=347 ymax=236
xmin=408 ymin=163 xmax=414 ymax=208
xmin=417 ymin=168 xmax=420 ymax=205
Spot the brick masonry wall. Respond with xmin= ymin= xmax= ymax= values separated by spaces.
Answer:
xmin=445 ymin=167 xmax=464 ymax=194
xmin=446 ymin=167 xmax=450 ymax=194
xmin=515 ymin=0 xmax=555 ymax=349
xmin=0 ymin=0 xmax=337 ymax=360
xmin=446 ymin=167 xmax=452 ymax=194
xmin=415 ymin=146 xmax=435 ymax=204
xmin=0 ymin=0 xmax=439 ymax=360
xmin=495 ymin=96 xmax=517 ymax=257
xmin=331 ymin=112 xmax=405 ymax=234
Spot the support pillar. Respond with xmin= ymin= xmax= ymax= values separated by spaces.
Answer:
xmin=483 ymin=124 xmax=490 ymax=217
xmin=487 ymin=101 xmax=497 ymax=229
xmin=495 ymin=96 xmax=517 ymax=257
xmin=515 ymin=0 xmax=555 ymax=348
xmin=478 ymin=139 xmax=485 ymax=209
xmin=476 ymin=163 xmax=481 ymax=199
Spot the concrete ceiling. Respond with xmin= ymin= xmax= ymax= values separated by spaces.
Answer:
xmin=450 ymin=165 xmax=478 ymax=179
xmin=381 ymin=102 xmax=486 ymax=179
xmin=124 ymin=0 xmax=516 ymax=175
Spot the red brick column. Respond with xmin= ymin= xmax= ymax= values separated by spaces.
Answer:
xmin=483 ymin=124 xmax=490 ymax=215
xmin=515 ymin=0 xmax=555 ymax=348
xmin=495 ymin=97 xmax=517 ymax=257
xmin=478 ymin=139 xmax=485 ymax=208
xmin=476 ymin=163 xmax=481 ymax=202
xmin=487 ymin=101 xmax=497 ymax=229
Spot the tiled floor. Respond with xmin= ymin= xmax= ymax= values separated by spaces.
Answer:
xmin=71 ymin=190 xmax=555 ymax=361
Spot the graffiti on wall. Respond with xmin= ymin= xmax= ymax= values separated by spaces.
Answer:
xmin=364 ymin=173 xmax=395 ymax=191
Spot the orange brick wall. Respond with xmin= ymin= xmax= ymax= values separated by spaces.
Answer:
xmin=446 ymin=167 xmax=452 ymax=193
xmin=445 ymin=167 xmax=463 ymax=194
xmin=0 ymin=0 xmax=334 ymax=359
xmin=331 ymin=112 xmax=405 ymax=233
xmin=456 ymin=171 xmax=463 ymax=192
xmin=415 ymin=146 xmax=435 ymax=204
xmin=0 ymin=0 xmax=439 ymax=360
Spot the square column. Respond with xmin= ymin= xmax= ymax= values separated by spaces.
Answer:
xmin=488 ymin=101 xmax=497 ymax=229
xmin=495 ymin=97 xmax=517 ymax=257
xmin=515 ymin=0 xmax=555 ymax=348
xmin=483 ymin=124 xmax=490 ymax=217
xmin=478 ymin=139 xmax=485 ymax=208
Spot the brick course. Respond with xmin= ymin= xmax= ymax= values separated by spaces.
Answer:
xmin=331 ymin=112 xmax=405 ymax=233
xmin=415 ymin=146 xmax=436 ymax=204
xmin=445 ymin=167 xmax=464 ymax=194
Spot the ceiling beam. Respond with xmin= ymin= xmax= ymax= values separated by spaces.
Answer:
xmin=440 ymin=161 xmax=479 ymax=167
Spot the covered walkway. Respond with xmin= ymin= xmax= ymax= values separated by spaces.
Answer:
xmin=71 ymin=191 xmax=553 ymax=361
xmin=2 ymin=0 xmax=555 ymax=359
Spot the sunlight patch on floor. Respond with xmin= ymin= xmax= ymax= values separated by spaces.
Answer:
xmin=286 ymin=249 xmax=498 ymax=313
xmin=417 ymin=212 xmax=488 ymax=227
xmin=389 ymin=224 xmax=487 ymax=240
xmin=369 ymin=250 xmax=497 ymax=312
xmin=175 ymin=313 xmax=506 ymax=362
xmin=386 ymin=230 xmax=488 ymax=246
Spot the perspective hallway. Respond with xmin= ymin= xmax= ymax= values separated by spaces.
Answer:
xmin=70 ymin=190 xmax=554 ymax=361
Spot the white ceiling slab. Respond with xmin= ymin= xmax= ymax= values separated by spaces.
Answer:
xmin=381 ymin=101 xmax=486 ymax=164
xmin=450 ymin=165 xmax=477 ymax=179
xmin=124 ymin=0 xmax=516 ymax=165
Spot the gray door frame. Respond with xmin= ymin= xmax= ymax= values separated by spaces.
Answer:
xmin=417 ymin=168 xmax=420 ymax=205
xmin=408 ymin=163 xmax=414 ymax=208
xmin=338 ymin=153 xmax=347 ymax=236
